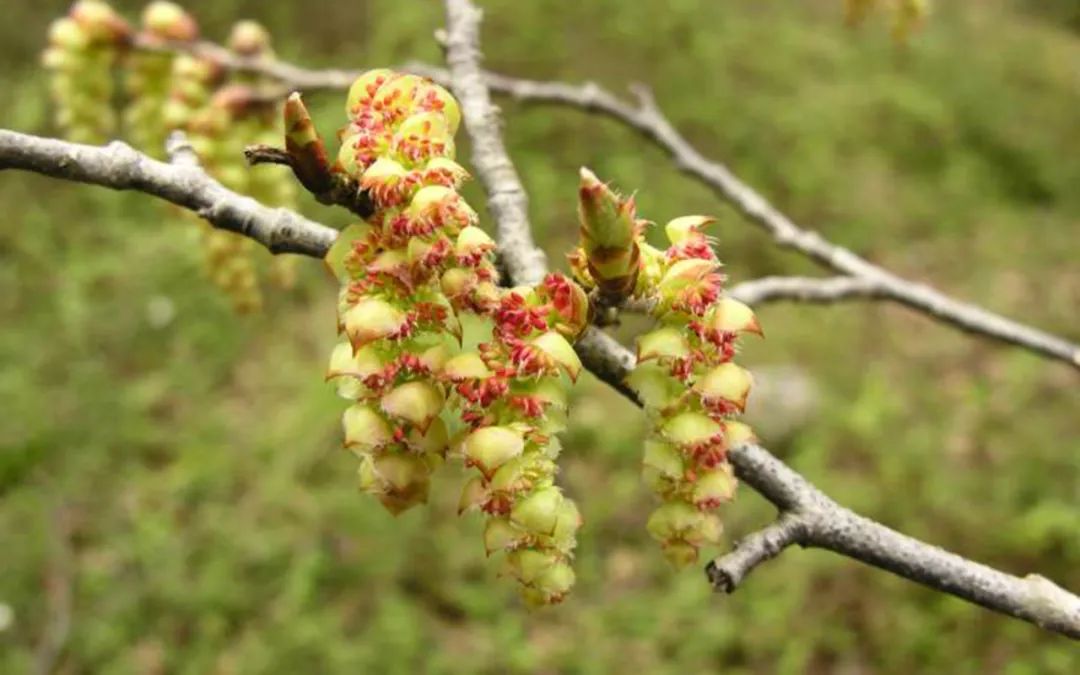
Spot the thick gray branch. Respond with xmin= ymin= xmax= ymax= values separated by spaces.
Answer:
xmin=712 ymin=443 xmax=1080 ymax=639
xmin=0 ymin=129 xmax=336 ymax=257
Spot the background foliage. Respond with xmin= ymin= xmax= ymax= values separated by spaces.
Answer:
xmin=1 ymin=0 xmax=1078 ymax=672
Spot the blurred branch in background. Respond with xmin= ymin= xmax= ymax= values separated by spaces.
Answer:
xmin=34 ymin=503 xmax=73 ymax=675
xmin=125 ymin=22 xmax=1080 ymax=371
xmin=441 ymin=0 xmax=1080 ymax=639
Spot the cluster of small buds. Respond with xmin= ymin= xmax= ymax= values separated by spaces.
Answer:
xmin=123 ymin=2 xmax=198 ymax=157
xmin=323 ymin=69 xmax=474 ymax=518
xmin=453 ymin=272 xmax=589 ymax=606
xmin=844 ymin=0 xmax=931 ymax=43
xmin=43 ymin=3 xmax=298 ymax=311
xmin=321 ymin=70 xmax=590 ymax=604
xmin=571 ymin=168 xmax=762 ymax=568
xmin=188 ymin=86 xmax=280 ymax=313
xmin=42 ymin=1 xmax=132 ymax=144
xmin=221 ymin=21 xmax=301 ymax=292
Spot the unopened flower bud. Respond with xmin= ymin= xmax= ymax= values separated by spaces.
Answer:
xmin=142 ymin=1 xmax=198 ymax=42
xmin=708 ymin=297 xmax=762 ymax=336
xmin=464 ymin=426 xmax=525 ymax=475
xmin=636 ymin=326 xmax=690 ymax=362
xmin=380 ymin=381 xmax=444 ymax=431
xmin=343 ymin=297 xmax=408 ymax=349
xmin=530 ymin=331 xmax=582 ymax=381
xmin=342 ymin=404 xmax=393 ymax=451
xmin=693 ymin=363 xmax=752 ymax=412
xmin=227 ymin=20 xmax=271 ymax=56
xmin=662 ymin=412 xmax=723 ymax=447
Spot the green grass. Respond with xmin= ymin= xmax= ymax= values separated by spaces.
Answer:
xmin=1 ymin=1 xmax=1077 ymax=672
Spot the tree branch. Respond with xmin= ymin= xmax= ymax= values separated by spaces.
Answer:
xmin=0 ymin=129 xmax=336 ymax=257
xmin=710 ymin=443 xmax=1080 ymax=639
xmin=439 ymin=0 xmax=1080 ymax=639
xmin=728 ymin=275 xmax=885 ymax=306
xmin=441 ymin=0 xmax=547 ymax=287
xmin=133 ymin=37 xmax=1080 ymax=370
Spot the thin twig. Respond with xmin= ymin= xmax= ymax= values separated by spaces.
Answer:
xmin=710 ymin=443 xmax=1080 ymax=639
xmin=727 ymin=275 xmax=884 ymax=306
xmin=35 ymin=504 xmax=74 ymax=675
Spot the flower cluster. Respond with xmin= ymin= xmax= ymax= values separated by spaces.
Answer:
xmin=323 ymin=69 xmax=477 ymax=517
xmin=322 ymin=70 xmax=589 ymax=604
xmin=42 ymin=1 xmax=131 ymax=144
xmin=844 ymin=0 xmax=931 ymax=43
xmin=452 ymin=273 xmax=589 ymax=605
xmin=572 ymin=168 xmax=762 ymax=568
xmin=43 ymin=1 xmax=300 ymax=312
xmin=124 ymin=2 xmax=197 ymax=157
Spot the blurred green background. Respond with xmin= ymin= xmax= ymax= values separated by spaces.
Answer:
xmin=2 ymin=1 xmax=1078 ymax=673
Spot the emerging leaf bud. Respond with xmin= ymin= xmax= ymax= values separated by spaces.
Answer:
xmin=576 ymin=167 xmax=640 ymax=301
xmin=284 ymin=93 xmax=333 ymax=194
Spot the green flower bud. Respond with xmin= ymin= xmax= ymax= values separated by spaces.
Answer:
xmin=458 ymin=475 xmax=488 ymax=514
xmin=530 ymin=331 xmax=582 ymax=381
xmin=345 ymin=68 xmax=396 ymax=117
xmin=662 ymin=412 xmax=723 ymax=447
xmin=664 ymin=215 xmax=715 ymax=245
xmin=464 ymin=426 xmax=525 ymax=475
xmin=708 ymin=297 xmax=763 ymax=336
xmin=343 ymin=297 xmax=408 ymax=350
xmin=358 ymin=453 xmax=431 ymax=515
xmin=227 ymin=20 xmax=271 ymax=56
xmin=693 ymin=363 xmax=753 ymax=412
xmin=443 ymin=352 xmax=493 ymax=380
xmin=510 ymin=486 xmax=564 ymax=536
xmin=484 ymin=517 xmax=525 ymax=554
xmin=380 ymin=381 xmax=445 ymax=431
xmin=636 ymin=326 xmax=691 ymax=362
xmin=142 ymin=1 xmax=198 ymax=42
xmin=624 ymin=362 xmax=684 ymax=410
xmin=724 ymin=420 xmax=756 ymax=447
xmin=342 ymin=404 xmax=393 ymax=452
xmin=692 ymin=464 xmax=738 ymax=508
